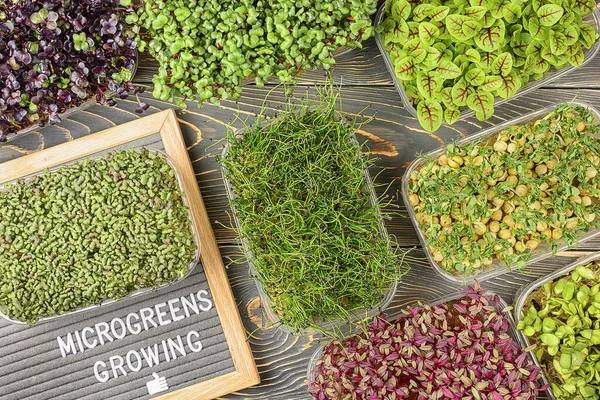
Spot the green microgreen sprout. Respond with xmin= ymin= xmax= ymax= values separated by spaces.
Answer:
xmin=408 ymin=104 xmax=600 ymax=277
xmin=217 ymin=83 xmax=409 ymax=334
xmin=0 ymin=149 xmax=197 ymax=325
xmin=518 ymin=261 xmax=600 ymax=399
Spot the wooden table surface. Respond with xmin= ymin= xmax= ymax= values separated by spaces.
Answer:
xmin=2 ymin=9 xmax=600 ymax=398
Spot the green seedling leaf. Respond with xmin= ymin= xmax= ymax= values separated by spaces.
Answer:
xmin=445 ymin=108 xmax=461 ymax=125
xmin=568 ymin=44 xmax=585 ymax=67
xmin=563 ymin=25 xmax=580 ymax=46
xmin=511 ymin=32 xmax=532 ymax=57
xmin=502 ymin=3 xmax=522 ymax=23
xmin=434 ymin=18 xmax=450 ymax=40
xmin=451 ymin=78 xmax=470 ymax=106
xmin=481 ymin=12 xmax=497 ymax=28
xmin=394 ymin=56 xmax=418 ymax=80
xmin=446 ymin=14 xmax=471 ymax=41
xmin=403 ymin=38 xmax=428 ymax=63
xmin=491 ymin=52 xmax=513 ymax=76
xmin=580 ymin=24 xmax=599 ymax=49
xmin=489 ymin=2 xmax=504 ymax=19
xmin=466 ymin=67 xmax=486 ymax=86
xmin=431 ymin=6 xmax=450 ymax=21
xmin=469 ymin=0 xmax=492 ymax=8
xmin=417 ymin=100 xmax=444 ymax=132
xmin=391 ymin=0 xmax=411 ymax=21
xmin=425 ymin=46 xmax=442 ymax=65
xmin=417 ymin=73 xmax=442 ymax=100
xmin=529 ymin=18 xmax=550 ymax=41
xmin=464 ymin=6 xmax=488 ymax=20
xmin=413 ymin=4 xmax=435 ymax=21
xmin=572 ymin=0 xmax=596 ymax=16
xmin=479 ymin=52 xmax=495 ymax=70
xmin=437 ymin=60 xmax=462 ymax=79
xmin=537 ymin=4 xmax=564 ymax=27
xmin=541 ymin=47 xmax=559 ymax=65
xmin=526 ymin=42 xmax=543 ymax=57
xmin=466 ymin=48 xmax=481 ymax=63
xmin=480 ymin=75 xmax=503 ymax=91
xmin=407 ymin=21 xmax=420 ymax=40
xmin=462 ymin=20 xmax=482 ymax=40
xmin=467 ymin=91 xmax=494 ymax=120
xmin=441 ymin=87 xmax=454 ymax=108
xmin=404 ymin=82 xmax=420 ymax=103
xmin=549 ymin=32 xmax=568 ymax=56
xmin=496 ymin=72 xmax=521 ymax=99
xmin=419 ymin=21 xmax=440 ymax=44
xmin=476 ymin=23 xmax=505 ymax=52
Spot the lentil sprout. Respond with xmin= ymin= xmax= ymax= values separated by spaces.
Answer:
xmin=0 ymin=149 xmax=196 ymax=324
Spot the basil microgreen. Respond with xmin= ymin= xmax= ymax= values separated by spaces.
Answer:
xmin=381 ymin=0 xmax=600 ymax=132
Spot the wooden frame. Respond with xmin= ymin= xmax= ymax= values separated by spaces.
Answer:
xmin=0 ymin=110 xmax=260 ymax=400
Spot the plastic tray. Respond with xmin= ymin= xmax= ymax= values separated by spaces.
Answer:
xmin=5 ymin=51 xmax=138 ymax=143
xmin=221 ymin=125 xmax=397 ymax=335
xmin=401 ymin=101 xmax=600 ymax=285
xmin=374 ymin=4 xmax=600 ymax=122
xmin=513 ymin=253 xmax=600 ymax=400
xmin=307 ymin=290 xmax=547 ymax=396
xmin=0 ymin=148 xmax=200 ymax=325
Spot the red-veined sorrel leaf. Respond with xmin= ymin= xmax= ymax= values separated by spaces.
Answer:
xmin=462 ymin=20 xmax=482 ymax=40
xmin=467 ymin=92 xmax=494 ymax=121
xmin=568 ymin=44 xmax=585 ymax=67
xmin=580 ymin=24 xmax=599 ymax=49
xmin=541 ymin=48 xmax=558 ymax=65
xmin=491 ymin=52 xmax=513 ymax=76
xmin=412 ymin=3 xmax=434 ymax=21
xmin=537 ymin=4 xmax=564 ymax=27
xmin=465 ymin=48 xmax=481 ymax=63
xmin=549 ymin=32 xmax=568 ymax=56
xmin=481 ymin=13 xmax=496 ymax=28
xmin=573 ymin=0 xmax=596 ymax=16
xmin=563 ymin=25 xmax=580 ymax=46
xmin=417 ymin=100 xmax=443 ymax=132
xmin=480 ymin=75 xmax=503 ymax=91
xmin=430 ymin=6 xmax=450 ymax=22
xmin=451 ymin=78 xmax=469 ymax=106
xmin=407 ymin=21 xmax=420 ymax=40
xmin=528 ymin=18 xmax=550 ymax=41
xmin=434 ymin=19 xmax=449 ymax=40
xmin=475 ymin=23 xmax=504 ymax=52
xmin=502 ymin=3 xmax=521 ymax=24
xmin=424 ymin=46 xmax=441 ymax=66
xmin=496 ymin=73 xmax=521 ymax=99
xmin=479 ymin=52 xmax=494 ymax=70
xmin=436 ymin=60 xmax=462 ymax=79
xmin=511 ymin=33 xmax=532 ymax=57
xmin=489 ymin=1 xmax=503 ymax=19
xmin=419 ymin=21 xmax=439 ymax=44
xmin=394 ymin=56 xmax=418 ymax=80
xmin=403 ymin=38 xmax=427 ymax=63
xmin=469 ymin=0 xmax=492 ymax=8
xmin=391 ymin=0 xmax=411 ymax=21
xmin=441 ymin=87 xmax=453 ymax=108
xmin=464 ymin=6 xmax=487 ymax=20
xmin=417 ymin=73 xmax=441 ymax=100
xmin=445 ymin=108 xmax=461 ymax=125
xmin=446 ymin=14 xmax=471 ymax=41
xmin=466 ymin=67 xmax=485 ymax=86
xmin=404 ymin=83 xmax=419 ymax=104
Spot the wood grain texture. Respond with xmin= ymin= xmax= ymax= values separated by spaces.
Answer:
xmin=3 ymin=12 xmax=600 ymax=396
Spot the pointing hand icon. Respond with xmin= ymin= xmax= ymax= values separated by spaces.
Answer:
xmin=146 ymin=372 xmax=169 ymax=395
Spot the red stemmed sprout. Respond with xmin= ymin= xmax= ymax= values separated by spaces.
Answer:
xmin=308 ymin=285 xmax=547 ymax=400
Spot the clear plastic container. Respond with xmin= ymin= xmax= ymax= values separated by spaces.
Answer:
xmin=5 ymin=51 xmax=139 ymax=143
xmin=306 ymin=290 xmax=547 ymax=396
xmin=374 ymin=4 xmax=600 ymax=122
xmin=401 ymin=102 xmax=600 ymax=285
xmin=221 ymin=126 xmax=398 ymax=335
xmin=0 ymin=148 xmax=200 ymax=325
xmin=512 ymin=253 xmax=600 ymax=400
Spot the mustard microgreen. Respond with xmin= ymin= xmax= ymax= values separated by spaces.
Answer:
xmin=381 ymin=0 xmax=600 ymax=132
xmin=408 ymin=104 xmax=600 ymax=276
xmin=218 ymin=85 xmax=408 ymax=333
